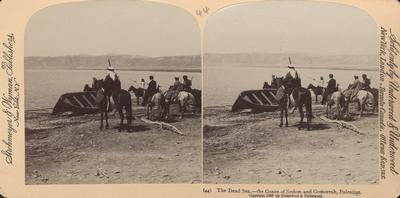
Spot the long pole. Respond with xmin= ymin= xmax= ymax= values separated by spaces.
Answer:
xmin=108 ymin=58 xmax=111 ymax=67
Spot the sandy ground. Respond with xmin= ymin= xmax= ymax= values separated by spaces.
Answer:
xmin=203 ymin=103 xmax=379 ymax=184
xmin=25 ymin=106 xmax=201 ymax=184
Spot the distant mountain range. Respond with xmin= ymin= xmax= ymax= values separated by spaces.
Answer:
xmin=204 ymin=53 xmax=379 ymax=70
xmin=25 ymin=53 xmax=379 ymax=72
xmin=25 ymin=55 xmax=201 ymax=72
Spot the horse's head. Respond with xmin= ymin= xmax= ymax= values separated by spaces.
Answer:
xmin=128 ymin=85 xmax=135 ymax=92
xmin=83 ymin=84 xmax=90 ymax=91
xmin=307 ymin=84 xmax=314 ymax=90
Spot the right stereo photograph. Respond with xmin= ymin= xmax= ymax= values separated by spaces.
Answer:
xmin=203 ymin=1 xmax=379 ymax=184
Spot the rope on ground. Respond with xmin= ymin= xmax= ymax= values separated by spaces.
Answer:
xmin=140 ymin=117 xmax=184 ymax=136
xmin=319 ymin=115 xmax=363 ymax=135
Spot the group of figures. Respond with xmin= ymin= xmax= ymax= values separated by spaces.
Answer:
xmin=263 ymin=65 xmax=378 ymax=131
xmin=83 ymin=65 xmax=202 ymax=131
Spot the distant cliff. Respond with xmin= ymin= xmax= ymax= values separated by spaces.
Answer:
xmin=25 ymin=55 xmax=201 ymax=72
xmin=204 ymin=53 xmax=378 ymax=70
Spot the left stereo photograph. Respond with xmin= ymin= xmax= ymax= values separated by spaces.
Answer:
xmin=24 ymin=0 xmax=202 ymax=184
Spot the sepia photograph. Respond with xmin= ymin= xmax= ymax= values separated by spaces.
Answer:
xmin=203 ymin=1 xmax=379 ymax=184
xmin=24 ymin=0 xmax=202 ymax=184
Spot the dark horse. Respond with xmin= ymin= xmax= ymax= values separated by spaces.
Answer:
xmin=128 ymin=86 xmax=145 ymax=105
xmin=307 ymin=83 xmax=324 ymax=104
xmin=276 ymin=73 xmax=313 ymax=130
xmin=95 ymin=81 xmax=133 ymax=132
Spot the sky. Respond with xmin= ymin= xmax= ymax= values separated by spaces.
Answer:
xmin=205 ymin=0 xmax=379 ymax=55
xmin=25 ymin=0 xmax=200 ymax=57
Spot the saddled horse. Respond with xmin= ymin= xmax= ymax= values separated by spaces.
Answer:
xmin=128 ymin=86 xmax=145 ymax=105
xmin=95 ymin=82 xmax=133 ymax=131
xmin=276 ymin=73 xmax=312 ymax=130
xmin=342 ymin=89 xmax=375 ymax=118
xmin=163 ymin=87 xmax=197 ymax=119
xmin=307 ymin=83 xmax=324 ymax=104
xmin=325 ymin=91 xmax=345 ymax=120
xmin=146 ymin=92 xmax=166 ymax=121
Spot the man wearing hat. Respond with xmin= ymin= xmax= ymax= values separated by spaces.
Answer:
xmin=142 ymin=75 xmax=157 ymax=106
xmin=182 ymin=75 xmax=192 ymax=92
xmin=321 ymin=74 xmax=337 ymax=105
xmin=103 ymin=65 xmax=121 ymax=112
xmin=361 ymin=74 xmax=371 ymax=91
xmin=345 ymin=75 xmax=362 ymax=101
xmin=171 ymin=76 xmax=184 ymax=101
xmin=270 ymin=75 xmax=278 ymax=88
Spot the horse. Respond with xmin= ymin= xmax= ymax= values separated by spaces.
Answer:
xmin=163 ymin=88 xmax=197 ymax=119
xmin=128 ymin=86 xmax=145 ymax=105
xmin=277 ymin=73 xmax=312 ymax=130
xmin=325 ymin=91 xmax=345 ymax=120
xmin=146 ymin=92 xmax=166 ymax=121
xmin=343 ymin=89 xmax=375 ymax=118
xmin=95 ymin=83 xmax=133 ymax=131
xmin=307 ymin=83 xmax=324 ymax=104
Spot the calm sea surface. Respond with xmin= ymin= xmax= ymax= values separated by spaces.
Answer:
xmin=25 ymin=69 xmax=201 ymax=110
xmin=204 ymin=67 xmax=378 ymax=107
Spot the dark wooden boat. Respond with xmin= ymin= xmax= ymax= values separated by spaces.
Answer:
xmin=53 ymin=91 xmax=99 ymax=114
xmin=232 ymin=88 xmax=279 ymax=112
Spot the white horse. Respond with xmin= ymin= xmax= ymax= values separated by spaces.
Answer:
xmin=146 ymin=92 xmax=165 ymax=121
xmin=343 ymin=89 xmax=375 ymax=118
xmin=176 ymin=91 xmax=196 ymax=119
xmin=326 ymin=91 xmax=345 ymax=120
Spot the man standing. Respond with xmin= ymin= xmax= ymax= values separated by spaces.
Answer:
xmin=321 ymin=74 xmax=336 ymax=105
xmin=142 ymin=75 xmax=157 ymax=106
xmin=182 ymin=75 xmax=192 ymax=92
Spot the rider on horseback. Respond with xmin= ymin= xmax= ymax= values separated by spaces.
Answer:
xmin=344 ymin=75 xmax=362 ymax=101
xmin=321 ymin=74 xmax=337 ymax=105
xmin=142 ymin=75 xmax=157 ymax=106
xmin=283 ymin=64 xmax=301 ymax=112
xmin=103 ymin=66 xmax=121 ymax=113
xmin=171 ymin=77 xmax=184 ymax=102
xmin=361 ymin=74 xmax=371 ymax=91
xmin=182 ymin=75 xmax=192 ymax=92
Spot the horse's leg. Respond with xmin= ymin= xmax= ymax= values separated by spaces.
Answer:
xmin=284 ymin=104 xmax=288 ymax=127
xmin=306 ymin=104 xmax=311 ymax=130
xmin=127 ymin=105 xmax=133 ymax=132
xmin=335 ymin=103 xmax=338 ymax=120
xmin=137 ymin=96 xmax=140 ymax=105
xmin=316 ymin=94 xmax=318 ymax=104
xmin=180 ymin=101 xmax=185 ymax=119
xmin=100 ymin=111 xmax=104 ymax=129
xmin=279 ymin=105 xmax=283 ymax=127
xmin=118 ymin=107 xmax=124 ymax=131
xmin=146 ymin=105 xmax=150 ymax=119
xmin=298 ymin=105 xmax=304 ymax=130
xmin=105 ymin=110 xmax=109 ymax=129
xmin=158 ymin=104 xmax=163 ymax=121
xmin=359 ymin=100 xmax=365 ymax=118
xmin=325 ymin=103 xmax=329 ymax=118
